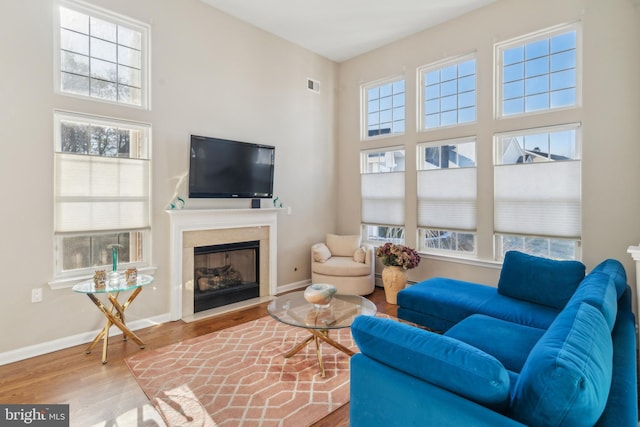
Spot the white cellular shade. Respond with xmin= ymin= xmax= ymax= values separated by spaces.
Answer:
xmin=55 ymin=153 xmax=150 ymax=232
xmin=417 ymin=168 xmax=476 ymax=230
xmin=361 ymin=172 xmax=404 ymax=226
xmin=494 ymin=160 xmax=581 ymax=237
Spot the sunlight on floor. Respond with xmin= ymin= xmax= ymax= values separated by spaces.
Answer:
xmin=90 ymin=403 xmax=166 ymax=427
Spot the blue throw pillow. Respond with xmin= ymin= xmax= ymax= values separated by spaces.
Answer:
xmin=498 ymin=251 xmax=585 ymax=309
xmin=510 ymin=303 xmax=613 ymax=427
xmin=352 ymin=315 xmax=510 ymax=408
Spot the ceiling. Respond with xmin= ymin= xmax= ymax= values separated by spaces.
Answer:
xmin=200 ymin=0 xmax=497 ymax=63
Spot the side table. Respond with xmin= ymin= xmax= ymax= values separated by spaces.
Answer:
xmin=72 ymin=274 xmax=153 ymax=364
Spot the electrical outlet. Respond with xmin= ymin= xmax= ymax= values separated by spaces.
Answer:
xmin=31 ymin=288 xmax=43 ymax=303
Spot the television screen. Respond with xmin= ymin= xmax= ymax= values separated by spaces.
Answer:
xmin=189 ymin=135 xmax=275 ymax=198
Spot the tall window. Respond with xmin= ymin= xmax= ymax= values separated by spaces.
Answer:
xmin=496 ymin=24 xmax=579 ymax=117
xmin=494 ymin=124 xmax=581 ymax=260
xmin=417 ymin=138 xmax=477 ymax=254
xmin=363 ymin=78 xmax=405 ymax=139
xmin=419 ymin=55 xmax=476 ymax=129
xmin=55 ymin=0 xmax=150 ymax=108
xmin=360 ymin=148 xmax=405 ymax=243
xmin=54 ymin=111 xmax=151 ymax=278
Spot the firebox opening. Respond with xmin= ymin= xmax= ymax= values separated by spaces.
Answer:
xmin=194 ymin=240 xmax=260 ymax=312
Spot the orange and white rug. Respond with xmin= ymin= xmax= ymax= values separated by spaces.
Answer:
xmin=126 ymin=316 xmax=356 ymax=427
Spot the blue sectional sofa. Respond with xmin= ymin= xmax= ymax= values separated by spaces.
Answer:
xmin=350 ymin=251 xmax=637 ymax=427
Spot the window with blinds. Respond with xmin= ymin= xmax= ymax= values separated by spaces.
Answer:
xmin=53 ymin=111 xmax=150 ymax=276
xmin=494 ymin=124 xmax=581 ymax=260
xmin=417 ymin=138 xmax=477 ymax=254
xmin=360 ymin=148 xmax=405 ymax=243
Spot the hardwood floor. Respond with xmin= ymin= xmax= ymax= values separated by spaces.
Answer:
xmin=0 ymin=287 xmax=397 ymax=427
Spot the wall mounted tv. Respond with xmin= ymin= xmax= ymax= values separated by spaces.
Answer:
xmin=189 ymin=135 xmax=275 ymax=199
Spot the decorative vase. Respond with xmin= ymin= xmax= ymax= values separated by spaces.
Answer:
xmin=304 ymin=283 xmax=337 ymax=308
xmin=381 ymin=266 xmax=408 ymax=304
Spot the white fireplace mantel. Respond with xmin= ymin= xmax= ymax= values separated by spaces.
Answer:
xmin=167 ymin=208 xmax=280 ymax=320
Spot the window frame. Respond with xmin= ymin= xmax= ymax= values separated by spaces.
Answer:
xmin=493 ymin=123 xmax=582 ymax=260
xmin=53 ymin=110 xmax=152 ymax=280
xmin=418 ymin=53 xmax=477 ymax=131
xmin=494 ymin=22 xmax=582 ymax=119
xmin=53 ymin=0 xmax=151 ymax=109
xmin=361 ymin=76 xmax=406 ymax=141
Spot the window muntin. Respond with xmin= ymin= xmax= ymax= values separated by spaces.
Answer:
xmin=54 ymin=111 xmax=151 ymax=277
xmin=56 ymin=0 xmax=149 ymax=108
xmin=417 ymin=138 xmax=477 ymax=254
xmin=420 ymin=56 xmax=476 ymax=129
xmin=363 ymin=78 xmax=405 ymax=139
xmin=493 ymin=124 xmax=581 ymax=260
xmin=360 ymin=148 xmax=405 ymax=244
xmin=497 ymin=24 xmax=579 ymax=117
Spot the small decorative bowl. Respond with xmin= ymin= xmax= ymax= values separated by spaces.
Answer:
xmin=304 ymin=283 xmax=337 ymax=308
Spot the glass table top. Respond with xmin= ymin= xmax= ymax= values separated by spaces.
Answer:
xmin=72 ymin=274 xmax=154 ymax=294
xmin=267 ymin=291 xmax=377 ymax=330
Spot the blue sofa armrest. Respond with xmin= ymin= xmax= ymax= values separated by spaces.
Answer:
xmin=350 ymin=353 xmax=526 ymax=427
xmin=351 ymin=316 xmax=510 ymax=408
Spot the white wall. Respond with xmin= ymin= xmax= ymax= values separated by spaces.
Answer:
xmin=0 ymin=0 xmax=338 ymax=356
xmin=337 ymin=0 xmax=640 ymax=290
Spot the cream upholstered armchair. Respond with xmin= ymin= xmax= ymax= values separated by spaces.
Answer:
xmin=311 ymin=234 xmax=375 ymax=295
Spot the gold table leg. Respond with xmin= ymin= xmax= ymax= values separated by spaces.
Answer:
xmin=84 ymin=287 xmax=145 ymax=364
xmin=283 ymin=329 xmax=354 ymax=378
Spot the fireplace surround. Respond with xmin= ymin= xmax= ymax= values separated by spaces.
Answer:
xmin=167 ymin=208 xmax=279 ymax=321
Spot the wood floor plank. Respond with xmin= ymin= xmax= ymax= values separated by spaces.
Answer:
xmin=0 ymin=287 xmax=396 ymax=426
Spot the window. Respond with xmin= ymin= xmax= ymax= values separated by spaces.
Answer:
xmin=55 ymin=0 xmax=150 ymax=108
xmin=494 ymin=124 xmax=581 ymax=260
xmin=496 ymin=24 xmax=579 ymax=117
xmin=419 ymin=55 xmax=476 ymax=129
xmin=417 ymin=138 xmax=477 ymax=254
xmin=360 ymin=148 xmax=405 ymax=243
xmin=363 ymin=78 xmax=405 ymax=139
xmin=54 ymin=111 xmax=151 ymax=278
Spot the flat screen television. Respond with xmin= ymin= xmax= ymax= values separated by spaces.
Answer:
xmin=189 ymin=135 xmax=275 ymax=199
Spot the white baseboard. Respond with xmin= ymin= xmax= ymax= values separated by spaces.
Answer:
xmin=276 ymin=279 xmax=311 ymax=294
xmin=0 ymin=313 xmax=171 ymax=366
xmin=0 ymin=280 xmax=312 ymax=366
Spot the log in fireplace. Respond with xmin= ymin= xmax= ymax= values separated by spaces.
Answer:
xmin=193 ymin=240 xmax=260 ymax=312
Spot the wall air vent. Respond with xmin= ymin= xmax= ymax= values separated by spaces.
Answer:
xmin=307 ymin=78 xmax=320 ymax=94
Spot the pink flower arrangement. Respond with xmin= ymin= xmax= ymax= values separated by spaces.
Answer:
xmin=375 ymin=242 xmax=421 ymax=270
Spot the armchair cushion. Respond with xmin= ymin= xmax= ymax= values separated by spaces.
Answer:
xmin=326 ymin=234 xmax=361 ymax=257
xmin=313 ymin=256 xmax=372 ymax=276
xmin=352 ymin=316 xmax=510 ymax=409
xmin=498 ymin=250 xmax=585 ymax=310
xmin=312 ymin=243 xmax=332 ymax=263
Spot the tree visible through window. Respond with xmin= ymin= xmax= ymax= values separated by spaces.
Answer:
xmin=57 ymin=1 xmax=149 ymax=107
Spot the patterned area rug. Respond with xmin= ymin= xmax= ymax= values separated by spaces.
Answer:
xmin=126 ymin=315 xmax=358 ymax=427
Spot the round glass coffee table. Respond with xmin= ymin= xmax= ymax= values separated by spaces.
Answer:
xmin=267 ymin=291 xmax=377 ymax=377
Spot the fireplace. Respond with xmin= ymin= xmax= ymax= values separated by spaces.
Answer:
xmin=194 ymin=240 xmax=260 ymax=312
xmin=167 ymin=208 xmax=279 ymax=322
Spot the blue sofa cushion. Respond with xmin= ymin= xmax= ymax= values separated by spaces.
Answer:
xmin=352 ymin=315 xmax=510 ymax=408
xmin=590 ymin=259 xmax=627 ymax=298
xmin=445 ymin=314 xmax=545 ymax=373
xmin=566 ymin=272 xmax=617 ymax=331
xmin=510 ymin=303 xmax=613 ymax=427
xmin=498 ymin=251 xmax=586 ymax=310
